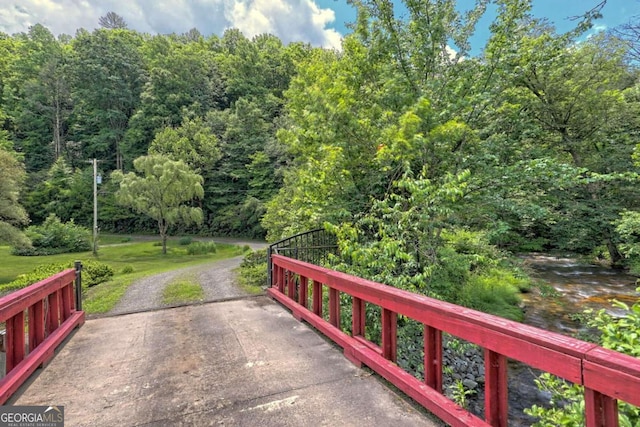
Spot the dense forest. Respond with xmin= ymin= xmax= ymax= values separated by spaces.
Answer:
xmin=2 ymin=0 xmax=640 ymax=270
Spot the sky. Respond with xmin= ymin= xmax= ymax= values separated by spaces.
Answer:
xmin=0 ymin=0 xmax=639 ymax=52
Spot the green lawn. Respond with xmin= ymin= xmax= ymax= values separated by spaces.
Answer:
xmin=0 ymin=238 xmax=247 ymax=314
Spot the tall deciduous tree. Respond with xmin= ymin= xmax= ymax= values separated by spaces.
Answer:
xmin=148 ymin=117 xmax=220 ymax=171
xmin=70 ymin=28 xmax=145 ymax=170
xmin=3 ymin=25 xmax=72 ymax=171
xmin=113 ymin=155 xmax=204 ymax=254
xmin=123 ymin=34 xmax=226 ymax=163
xmin=99 ymin=12 xmax=128 ymax=30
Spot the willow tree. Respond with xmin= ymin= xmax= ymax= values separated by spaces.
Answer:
xmin=113 ymin=155 xmax=203 ymax=254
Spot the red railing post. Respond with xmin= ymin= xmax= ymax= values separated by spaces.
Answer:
xmin=5 ymin=311 xmax=25 ymax=373
xmin=485 ymin=349 xmax=508 ymax=427
xmin=287 ymin=272 xmax=296 ymax=300
xmin=585 ymin=388 xmax=619 ymax=427
xmin=424 ymin=325 xmax=443 ymax=393
xmin=382 ymin=309 xmax=397 ymax=362
xmin=28 ymin=301 xmax=45 ymax=353
xmin=62 ymin=284 xmax=73 ymax=321
xmin=298 ymin=276 xmax=308 ymax=308
xmin=329 ymin=288 xmax=340 ymax=327
xmin=312 ymin=282 xmax=322 ymax=316
xmin=47 ymin=291 xmax=61 ymax=334
xmin=352 ymin=297 xmax=365 ymax=337
xmin=277 ymin=266 xmax=284 ymax=293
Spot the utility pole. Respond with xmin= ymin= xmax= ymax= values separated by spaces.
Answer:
xmin=92 ymin=158 xmax=98 ymax=256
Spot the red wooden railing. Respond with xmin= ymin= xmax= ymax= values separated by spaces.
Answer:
xmin=268 ymin=254 xmax=640 ymax=427
xmin=0 ymin=268 xmax=85 ymax=403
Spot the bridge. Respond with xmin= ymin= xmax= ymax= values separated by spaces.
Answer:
xmin=1 ymin=230 xmax=639 ymax=426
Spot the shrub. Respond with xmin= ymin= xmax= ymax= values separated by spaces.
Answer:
xmin=120 ymin=265 xmax=134 ymax=274
xmin=11 ymin=214 xmax=91 ymax=256
xmin=460 ymin=271 xmax=525 ymax=321
xmin=178 ymin=236 xmax=193 ymax=246
xmin=0 ymin=260 xmax=113 ymax=294
xmin=82 ymin=260 xmax=114 ymax=287
xmin=238 ymin=249 xmax=267 ymax=289
xmin=186 ymin=241 xmax=217 ymax=255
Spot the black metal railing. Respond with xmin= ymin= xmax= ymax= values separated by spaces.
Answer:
xmin=267 ymin=228 xmax=338 ymax=286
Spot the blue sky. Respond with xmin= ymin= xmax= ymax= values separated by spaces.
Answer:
xmin=1 ymin=0 xmax=638 ymax=51
xmin=315 ymin=0 xmax=640 ymax=52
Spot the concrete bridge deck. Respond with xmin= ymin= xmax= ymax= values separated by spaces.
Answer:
xmin=10 ymin=296 xmax=439 ymax=426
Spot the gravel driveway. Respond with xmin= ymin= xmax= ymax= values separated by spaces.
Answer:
xmin=109 ymin=239 xmax=268 ymax=315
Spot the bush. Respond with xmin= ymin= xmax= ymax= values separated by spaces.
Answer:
xmin=82 ymin=260 xmax=115 ymax=287
xmin=460 ymin=270 xmax=525 ymax=321
xmin=178 ymin=236 xmax=193 ymax=246
xmin=238 ymin=249 xmax=267 ymax=289
xmin=186 ymin=241 xmax=217 ymax=255
xmin=0 ymin=260 xmax=113 ymax=294
xmin=120 ymin=265 xmax=134 ymax=274
xmin=12 ymin=214 xmax=91 ymax=256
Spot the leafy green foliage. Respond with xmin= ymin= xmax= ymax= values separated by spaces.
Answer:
xmin=615 ymin=210 xmax=640 ymax=273
xmin=82 ymin=260 xmax=115 ymax=287
xmin=12 ymin=214 xmax=90 ymax=256
xmin=0 ymin=259 xmax=112 ymax=293
xmin=185 ymin=241 xmax=217 ymax=255
xmin=238 ymin=249 xmax=267 ymax=290
xmin=178 ymin=236 xmax=193 ymax=246
xmin=0 ymin=145 xmax=30 ymax=247
xmin=113 ymin=155 xmax=204 ymax=254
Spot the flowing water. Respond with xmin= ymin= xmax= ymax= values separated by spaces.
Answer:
xmin=520 ymin=254 xmax=639 ymax=334
xmin=504 ymin=255 xmax=640 ymax=425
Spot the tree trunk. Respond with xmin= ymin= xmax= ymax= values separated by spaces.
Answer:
xmin=606 ymin=239 xmax=624 ymax=268
xmin=162 ymin=233 xmax=167 ymax=255
xmin=159 ymin=219 xmax=168 ymax=255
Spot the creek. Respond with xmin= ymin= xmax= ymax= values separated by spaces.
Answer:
xmin=460 ymin=254 xmax=639 ymax=425
xmin=521 ymin=254 xmax=639 ymax=334
xmin=504 ymin=254 xmax=639 ymax=425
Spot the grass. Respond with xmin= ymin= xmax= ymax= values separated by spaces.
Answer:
xmin=0 ymin=237 xmax=246 ymax=314
xmin=162 ymin=277 xmax=204 ymax=305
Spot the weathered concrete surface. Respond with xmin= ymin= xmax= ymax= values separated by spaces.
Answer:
xmin=11 ymin=296 xmax=440 ymax=426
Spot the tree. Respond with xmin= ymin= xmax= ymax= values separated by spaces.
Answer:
xmin=123 ymin=34 xmax=226 ymax=163
xmin=112 ymin=155 xmax=204 ymax=254
xmin=70 ymin=28 xmax=145 ymax=170
xmin=99 ymin=12 xmax=128 ymax=30
xmin=0 ymin=144 xmax=30 ymax=246
xmin=3 ymin=25 xmax=72 ymax=172
xmin=483 ymin=20 xmax=638 ymax=261
xmin=148 ymin=117 xmax=220 ymax=171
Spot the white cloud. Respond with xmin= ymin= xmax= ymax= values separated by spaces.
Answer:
xmin=586 ymin=23 xmax=608 ymax=39
xmin=0 ymin=0 xmax=342 ymax=49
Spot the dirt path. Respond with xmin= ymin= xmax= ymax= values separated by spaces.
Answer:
xmin=109 ymin=239 xmax=268 ymax=316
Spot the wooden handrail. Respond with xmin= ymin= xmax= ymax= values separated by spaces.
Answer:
xmin=0 ymin=268 xmax=85 ymax=403
xmin=268 ymin=254 xmax=640 ymax=427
